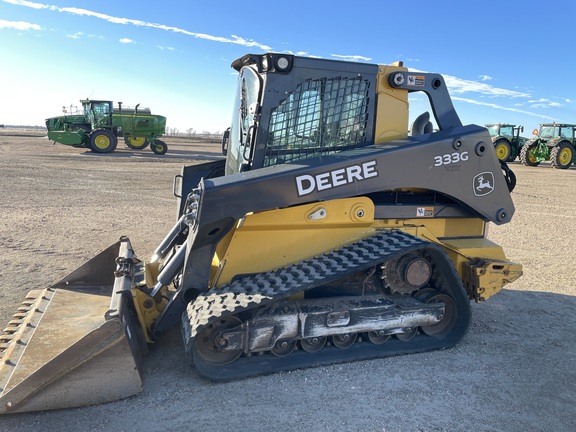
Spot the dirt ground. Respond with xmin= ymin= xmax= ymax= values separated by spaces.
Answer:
xmin=0 ymin=132 xmax=575 ymax=432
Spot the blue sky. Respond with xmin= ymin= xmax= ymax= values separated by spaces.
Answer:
xmin=1 ymin=0 xmax=575 ymax=135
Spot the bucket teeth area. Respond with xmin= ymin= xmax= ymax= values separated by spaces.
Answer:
xmin=0 ymin=290 xmax=51 ymax=364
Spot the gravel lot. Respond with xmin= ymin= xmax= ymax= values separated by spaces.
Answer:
xmin=0 ymin=132 xmax=575 ymax=432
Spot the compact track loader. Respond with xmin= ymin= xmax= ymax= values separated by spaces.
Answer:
xmin=0 ymin=53 xmax=522 ymax=414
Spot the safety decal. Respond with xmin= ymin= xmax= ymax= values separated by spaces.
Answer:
xmin=416 ymin=207 xmax=434 ymax=217
xmin=473 ymin=172 xmax=495 ymax=196
xmin=407 ymin=75 xmax=425 ymax=86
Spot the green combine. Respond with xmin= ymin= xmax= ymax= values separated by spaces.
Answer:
xmin=520 ymin=123 xmax=576 ymax=169
xmin=45 ymin=100 xmax=168 ymax=155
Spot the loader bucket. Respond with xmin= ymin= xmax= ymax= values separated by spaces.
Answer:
xmin=0 ymin=238 xmax=147 ymax=414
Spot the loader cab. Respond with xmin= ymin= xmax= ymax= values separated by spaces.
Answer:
xmin=225 ymin=53 xmax=376 ymax=175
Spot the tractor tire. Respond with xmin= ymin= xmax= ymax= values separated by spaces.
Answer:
xmin=520 ymin=143 xmax=540 ymax=166
xmin=550 ymin=141 xmax=574 ymax=169
xmin=150 ymin=139 xmax=168 ymax=155
xmin=494 ymin=139 xmax=512 ymax=162
xmin=508 ymin=144 xmax=519 ymax=162
xmin=89 ymin=130 xmax=117 ymax=153
xmin=125 ymin=136 xmax=149 ymax=150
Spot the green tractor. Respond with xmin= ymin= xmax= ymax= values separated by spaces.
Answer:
xmin=520 ymin=123 xmax=576 ymax=169
xmin=485 ymin=123 xmax=527 ymax=162
xmin=45 ymin=100 xmax=168 ymax=155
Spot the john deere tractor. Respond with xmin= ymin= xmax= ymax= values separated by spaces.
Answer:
xmin=45 ymin=100 xmax=168 ymax=155
xmin=485 ymin=123 xmax=527 ymax=162
xmin=520 ymin=123 xmax=576 ymax=169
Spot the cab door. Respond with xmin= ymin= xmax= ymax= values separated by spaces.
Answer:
xmin=225 ymin=67 xmax=262 ymax=175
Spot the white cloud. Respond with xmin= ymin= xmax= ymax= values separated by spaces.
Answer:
xmin=527 ymin=98 xmax=562 ymax=109
xmin=3 ymin=0 xmax=272 ymax=49
xmin=283 ymin=51 xmax=322 ymax=59
xmin=156 ymin=46 xmax=176 ymax=51
xmin=2 ymin=0 xmax=50 ymax=9
xmin=281 ymin=51 xmax=311 ymax=57
xmin=408 ymin=68 xmax=530 ymax=99
xmin=453 ymin=96 xmax=554 ymax=120
xmin=393 ymin=54 xmax=419 ymax=63
xmin=331 ymin=54 xmax=371 ymax=62
xmin=530 ymin=102 xmax=561 ymax=109
xmin=0 ymin=19 xmax=41 ymax=30
xmin=444 ymin=74 xmax=530 ymax=98
xmin=66 ymin=31 xmax=83 ymax=39
xmin=479 ymin=75 xmax=493 ymax=81
xmin=119 ymin=37 xmax=135 ymax=44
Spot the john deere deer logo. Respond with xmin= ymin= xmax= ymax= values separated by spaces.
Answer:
xmin=473 ymin=172 xmax=495 ymax=196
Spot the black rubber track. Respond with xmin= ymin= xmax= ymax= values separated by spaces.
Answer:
xmin=182 ymin=230 xmax=471 ymax=381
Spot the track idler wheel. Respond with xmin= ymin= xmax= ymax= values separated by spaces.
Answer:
xmin=193 ymin=316 xmax=243 ymax=365
xmin=420 ymin=293 xmax=457 ymax=337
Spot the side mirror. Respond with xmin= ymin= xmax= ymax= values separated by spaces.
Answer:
xmin=221 ymin=127 xmax=230 ymax=156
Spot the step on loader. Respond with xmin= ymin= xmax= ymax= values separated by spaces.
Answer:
xmin=0 ymin=53 xmax=522 ymax=414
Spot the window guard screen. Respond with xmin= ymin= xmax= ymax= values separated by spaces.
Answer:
xmin=264 ymin=76 xmax=371 ymax=166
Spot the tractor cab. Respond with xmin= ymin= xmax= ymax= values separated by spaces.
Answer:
xmin=486 ymin=123 xmax=523 ymax=140
xmin=486 ymin=124 xmax=510 ymax=138
xmin=537 ymin=124 xmax=575 ymax=141
xmin=82 ymin=100 xmax=113 ymax=128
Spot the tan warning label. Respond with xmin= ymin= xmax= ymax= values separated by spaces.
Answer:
xmin=407 ymin=75 xmax=425 ymax=86
xmin=416 ymin=207 xmax=434 ymax=217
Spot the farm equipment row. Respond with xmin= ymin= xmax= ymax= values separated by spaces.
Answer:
xmin=487 ymin=122 xmax=576 ymax=169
